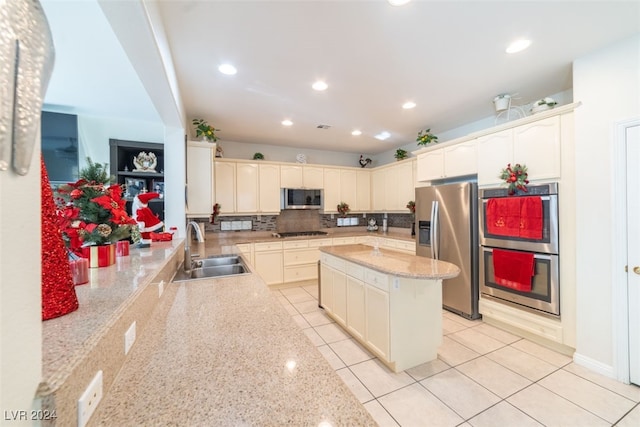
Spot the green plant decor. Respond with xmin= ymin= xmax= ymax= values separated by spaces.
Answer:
xmin=394 ymin=149 xmax=408 ymax=161
xmin=253 ymin=152 xmax=264 ymax=160
xmin=416 ymin=128 xmax=438 ymax=146
xmin=192 ymin=118 xmax=220 ymax=142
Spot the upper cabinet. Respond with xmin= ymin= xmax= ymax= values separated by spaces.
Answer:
xmin=258 ymin=164 xmax=281 ymax=213
xmin=477 ymin=115 xmax=561 ymax=185
xmin=280 ymin=165 xmax=323 ymax=188
xmin=416 ymin=140 xmax=477 ymax=182
xmin=186 ymin=141 xmax=215 ymax=217
xmin=214 ymin=160 xmax=281 ymax=214
xmin=372 ymin=159 xmax=415 ymax=211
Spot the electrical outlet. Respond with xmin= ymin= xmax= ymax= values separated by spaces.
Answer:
xmin=77 ymin=370 xmax=103 ymax=427
xmin=158 ymin=280 xmax=164 ymax=297
xmin=124 ymin=321 xmax=136 ymax=355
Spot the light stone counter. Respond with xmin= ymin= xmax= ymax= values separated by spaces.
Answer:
xmin=320 ymin=244 xmax=460 ymax=279
xmin=90 ymin=254 xmax=376 ymax=426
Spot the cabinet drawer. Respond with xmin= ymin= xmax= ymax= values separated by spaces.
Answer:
xmin=332 ymin=236 xmax=356 ymax=245
xmin=308 ymin=238 xmax=333 ymax=248
xmin=393 ymin=240 xmax=415 ymax=253
xmin=283 ymin=240 xmax=308 ymax=249
xmin=364 ymin=268 xmax=388 ymax=291
xmin=321 ymin=254 xmax=345 ymax=271
xmin=284 ymin=264 xmax=318 ymax=283
xmin=235 ymin=243 xmax=251 ymax=252
xmin=345 ymin=261 xmax=365 ymax=281
xmin=254 ymin=241 xmax=283 ymax=251
xmin=284 ymin=248 xmax=318 ymax=265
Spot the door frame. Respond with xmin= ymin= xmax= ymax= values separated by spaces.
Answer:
xmin=612 ymin=117 xmax=640 ymax=384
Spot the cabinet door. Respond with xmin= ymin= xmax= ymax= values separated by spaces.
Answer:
xmin=254 ymin=251 xmax=283 ymax=285
xmin=259 ymin=164 xmax=281 ymax=213
xmin=477 ymin=129 xmax=513 ymax=186
xmin=332 ymin=268 xmax=347 ymax=326
xmin=320 ymin=264 xmax=334 ymax=312
xmin=371 ymin=169 xmax=386 ymax=211
xmin=280 ymin=165 xmax=303 ymax=188
xmin=444 ymin=141 xmax=477 ymax=178
xmin=365 ymin=284 xmax=390 ymax=361
xmin=323 ymin=168 xmax=341 ymax=212
xmin=396 ymin=161 xmax=414 ymax=210
xmin=186 ymin=142 xmax=214 ymax=216
xmin=236 ymin=163 xmax=258 ymax=213
xmin=303 ymin=166 xmax=324 ymax=188
xmin=214 ymin=161 xmax=236 ymax=213
xmin=340 ymin=169 xmax=357 ymax=210
xmin=356 ymin=169 xmax=371 ymax=211
xmin=416 ymin=151 xmax=444 ymax=182
xmin=513 ymin=116 xmax=561 ymax=181
xmin=346 ymin=276 xmax=365 ymax=341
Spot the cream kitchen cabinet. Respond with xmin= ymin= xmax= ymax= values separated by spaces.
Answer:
xmin=280 ymin=165 xmax=324 ymax=188
xmin=365 ymin=279 xmax=390 ymax=361
xmin=253 ymin=241 xmax=283 ymax=285
xmin=236 ymin=163 xmax=259 ymax=213
xmin=416 ymin=140 xmax=477 ymax=182
xmin=323 ymin=167 xmax=341 ymax=213
xmin=235 ymin=243 xmax=254 ymax=265
xmin=186 ymin=141 xmax=215 ymax=217
xmin=371 ymin=168 xmax=386 ymax=211
xmin=345 ymin=270 xmax=366 ymax=341
xmin=340 ymin=169 xmax=357 ymax=210
xmin=374 ymin=160 xmax=414 ymax=211
xmin=477 ymin=115 xmax=561 ymax=186
xmin=258 ymin=163 xmax=281 ymax=213
xmin=331 ymin=267 xmax=347 ymax=326
xmin=355 ymin=169 xmax=371 ymax=211
xmin=283 ymin=240 xmax=319 ymax=283
xmin=214 ymin=160 xmax=236 ymax=214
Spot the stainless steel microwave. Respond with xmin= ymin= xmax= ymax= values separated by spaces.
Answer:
xmin=281 ymin=188 xmax=323 ymax=210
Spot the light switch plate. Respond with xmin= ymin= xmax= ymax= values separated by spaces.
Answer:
xmin=124 ymin=321 xmax=136 ymax=355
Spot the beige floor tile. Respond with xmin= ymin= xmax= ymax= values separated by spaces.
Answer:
xmin=379 ymin=383 xmax=464 ymax=427
xmin=301 ymin=310 xmax=334 ymax=327
xmin=363 ymin=400 xmax=400 ymax=427
xmin=563 ymin=363 xmax=640 ymax=402
xmin=279 ymin=287 xmax=309 ymax=296
xmin=280 ymin=301 xmax=298 ymax=315
xmin=507 ymin=384 xmax=610 ymax=426
xmin=302 ymin=327 xmax=324 ymax=346
xmin=293 ymin=299 xmax=322 ymax=314
xmin=468 ymin=401 xmax=543 ymax=427
xmin=349 ymin=359 xmax=415 ymax=398
xmin=317 ymin=344 xmax=345 ymax=370
xmin=284 ymin=291 xmax=315 ymax=304
xmin=457 ymin=356 xmax=532 ymax=398
xmin=421 ymin=368 xmax=501 ymax=420
xmin=510 ymin=339 xmax=572 ymax=367
xmin=485 ymin=345 xmax=558 ymax=381
xmin=442 ymin=317 xmax=469 ymax=335
xmin=291 ymin=313 xmax=311 ymax=329
xmin=538 ymin=369 xmax=637 ymax=423
xmin=405 ymin=358 xmax=451 ymax=381
xmin=336 ymin=368 xmax=374 ymax=403
xmin=301 ymin=284 xmax=319 ymax=299
xmin=329 ymin=338 xmax=374 ymax=366
xmin=443 ymin=311 xmax=481 ymax=327
xmin=616 ymin=403 xmax=640 ymax=427
xmin=437 ymin=336 xmax=481 ymax=366
xmin=448 ymin=328 xmax=506 ymax=355
xmin=470 ymin=323 xmax=521 ymax=344
xmin=314 ymin=322 xmax=350 ymax=343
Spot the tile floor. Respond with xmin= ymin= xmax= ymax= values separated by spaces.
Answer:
xmin=274 ymin=283 xmax=640 ymax=427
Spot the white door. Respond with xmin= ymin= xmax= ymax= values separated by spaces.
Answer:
xmin=627 ymin=124 xmax=640 ymax=385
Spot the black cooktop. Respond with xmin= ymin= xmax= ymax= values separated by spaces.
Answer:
xmin=276 ymin=231 xmax=328 ymax=238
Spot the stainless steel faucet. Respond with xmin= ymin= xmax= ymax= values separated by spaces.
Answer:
xmin=184 ymin=221 xmax=205 ymax=272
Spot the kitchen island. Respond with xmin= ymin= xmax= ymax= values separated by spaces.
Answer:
xmin=319 ymin=244 xmax=460 ymax=372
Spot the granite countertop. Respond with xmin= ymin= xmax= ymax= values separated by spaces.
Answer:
xmin=320 ymin=244 xmax=461 ymax=280
xmin=91 ymin=254 xmax=376 ymax=426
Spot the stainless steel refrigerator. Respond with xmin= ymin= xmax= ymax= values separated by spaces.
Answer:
xmin=415 ymin=182 xmax=480 ymax=319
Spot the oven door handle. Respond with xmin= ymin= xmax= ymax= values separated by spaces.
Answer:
xmin=431 ymin=201 xmax=439 ymax=259
xmin=481 ymin=246 xmax=552 ymax=260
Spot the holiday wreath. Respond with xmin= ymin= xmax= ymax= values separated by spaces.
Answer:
xmin=500 ymin=163 xmax=529 ymax=195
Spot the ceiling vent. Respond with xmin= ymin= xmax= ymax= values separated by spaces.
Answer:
xmin=316 ymin=124 xmax=331 ymax=130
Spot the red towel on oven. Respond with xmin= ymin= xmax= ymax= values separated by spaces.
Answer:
xmin=492 ymin=248 xmax=535 ymax=292
xmin=519 ymin=196 xmax=543 ymax=239
xmin=486 ymin=197 xmax=521 ymax=237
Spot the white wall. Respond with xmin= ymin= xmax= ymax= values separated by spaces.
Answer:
xmin=573 ymin=34 xmax=640 ymax=374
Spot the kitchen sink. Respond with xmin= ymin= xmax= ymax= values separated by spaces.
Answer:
xmin=173 ymin=255 xmax=250 ymax=282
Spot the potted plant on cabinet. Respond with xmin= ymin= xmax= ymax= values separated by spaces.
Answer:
xmin=416 ymin=128 xmax=438 ymax=146
xmin=192 ymin=118 xmax=220 ymax=142
xmin=394 ymin=148 xmax=408 ymax=161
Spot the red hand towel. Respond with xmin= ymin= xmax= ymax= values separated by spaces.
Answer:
xmin=486 ymin=198 xmax=521 ymax=237
xmin=493 ymin=248 xmax=535 ymax=292
xmin=519 ymin=196 xmax=543 ymax=239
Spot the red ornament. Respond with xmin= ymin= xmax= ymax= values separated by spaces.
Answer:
xmin=41 ymin=156 xmax=79 ymax=320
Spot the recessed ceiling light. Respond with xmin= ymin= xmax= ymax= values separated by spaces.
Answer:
xmin=388 ymin=0 xmax=411 ymax=6
xmin=281 ymin=119 xmax=293 ymax=126
xmin=374 ymin=131 xmax=391 ymax=141
xmin=352 ymin=130 xmax=362 ymax=136
xmin=506 ymin=39 xmax=531 ymax=54
xmin=312 ymin=81 xmax=328 ymax=91
xmin=218 ymin=63 xmax=237 ymax=75
xmin=402 ymin=101 xmax=416 ymax=109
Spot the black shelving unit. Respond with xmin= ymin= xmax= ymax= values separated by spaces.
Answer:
xmin=109 ymin=139 xmax=165 ymax=221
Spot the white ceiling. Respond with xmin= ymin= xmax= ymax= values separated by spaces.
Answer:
xmin=42 ymin=1 xmax=639 ymax=155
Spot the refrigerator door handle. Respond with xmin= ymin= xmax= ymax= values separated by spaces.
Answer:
xmin=431 ymin=200 xmax=439 ymax=259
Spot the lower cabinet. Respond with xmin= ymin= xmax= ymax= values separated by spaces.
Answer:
xmin=346 ymin=275 xmax=365 ymax=341
xmin=332 ymin=268 xmax=347 ymax=326
xmin=254 ymin=241 xmax=283 ymax=285
xmin=365 ymin=284 xmax=390 ymax=361
xmin=320 ymin=263 xmax=334 ymax=313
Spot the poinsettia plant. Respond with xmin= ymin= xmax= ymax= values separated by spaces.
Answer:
xmin=56 ymin=159 xmax=136 ymax=254
xmin=337 ymin=202 xmax=350 ymax=217
xmin=500 ymin=163 xmax=529 ymax=195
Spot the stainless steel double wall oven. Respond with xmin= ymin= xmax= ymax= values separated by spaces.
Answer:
xmin=479 ymin=183 xmax=560 ymax=317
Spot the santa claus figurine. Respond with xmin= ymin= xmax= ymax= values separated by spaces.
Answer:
xmin=132 ymin=192 xmax=164 ymax=237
